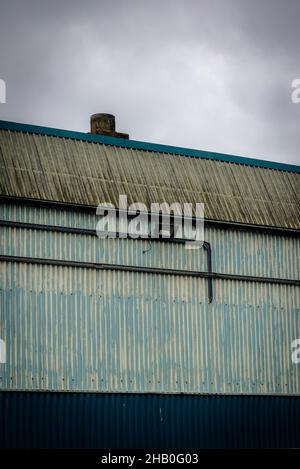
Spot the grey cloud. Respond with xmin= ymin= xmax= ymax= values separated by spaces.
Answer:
xmin=0 ymin=0 xmax=299 ymax=164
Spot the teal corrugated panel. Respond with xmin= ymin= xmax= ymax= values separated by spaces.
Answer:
xmin=1 ymin=204 xmax=299 ymax=395
xmin=1 ymin=203 xmax=300 ymax=279
xmin=0 ymin=261 xmax=299 ymax=394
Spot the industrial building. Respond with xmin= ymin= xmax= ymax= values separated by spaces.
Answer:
xmin=0 ymin=115 xmax=299 ymax=448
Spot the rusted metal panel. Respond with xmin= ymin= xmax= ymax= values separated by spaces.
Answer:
xmin=0 ymin=129 xmax=299 ymax=228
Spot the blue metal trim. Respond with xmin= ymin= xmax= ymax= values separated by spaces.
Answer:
xmin=1 ymin=119 xmax=299 ymax=173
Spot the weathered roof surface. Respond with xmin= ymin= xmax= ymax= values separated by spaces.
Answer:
xmin=0 ymin=121 xmax=300 ymax=229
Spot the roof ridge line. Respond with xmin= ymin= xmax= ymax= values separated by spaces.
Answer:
xmin=0 ymin=119 xmax=300 ymax=174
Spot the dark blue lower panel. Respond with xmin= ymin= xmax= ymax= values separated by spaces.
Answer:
xmin=0 ymin=392 xmax=300 ymax=448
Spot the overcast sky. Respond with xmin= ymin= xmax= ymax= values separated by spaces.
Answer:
xmin=0 ymin=0 xmax=299 ymax=164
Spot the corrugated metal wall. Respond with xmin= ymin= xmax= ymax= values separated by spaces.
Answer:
xmin=1 ymin=204 xmax=299 ymax=394
xmin=1 ymin=127 xmax=299 ymax=449
xmin=1 ymin=392 xmax=300 ymax=448
xmin=1 ymin=203 xmax=300 ymax=279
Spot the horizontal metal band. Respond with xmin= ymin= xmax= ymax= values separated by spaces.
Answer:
xmin=0 ymin=219 xmax=209 ymax=246
xmin=0 ymin=219 xmax=213 ymax=302
xmin=1 ymin=195 xmax=299 ymax=236
xmin=1 ymin=255 xmax=299 ymax=287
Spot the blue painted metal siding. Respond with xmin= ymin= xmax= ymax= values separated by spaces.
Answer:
xmin=1 ymin=204 xmax=299 ymax=395
xmin=0 ymin=261 xmax=299 ymax=394
xmin=1 ymin=203 xmax=300 ymax=280
xmin=0 ymin=392 xmax=300 ymax=448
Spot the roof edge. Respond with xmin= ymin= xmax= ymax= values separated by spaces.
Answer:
xmin=1 ymin=119 xmax=300 ymax=173
xmin=1 ymin=195 xmax=299 ymax=235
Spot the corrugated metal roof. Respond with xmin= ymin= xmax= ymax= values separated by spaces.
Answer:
xmin=0 ymin=124 xmax=300 ymax=229
xmin=1 ymin=119 xmax=300 ymax=173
